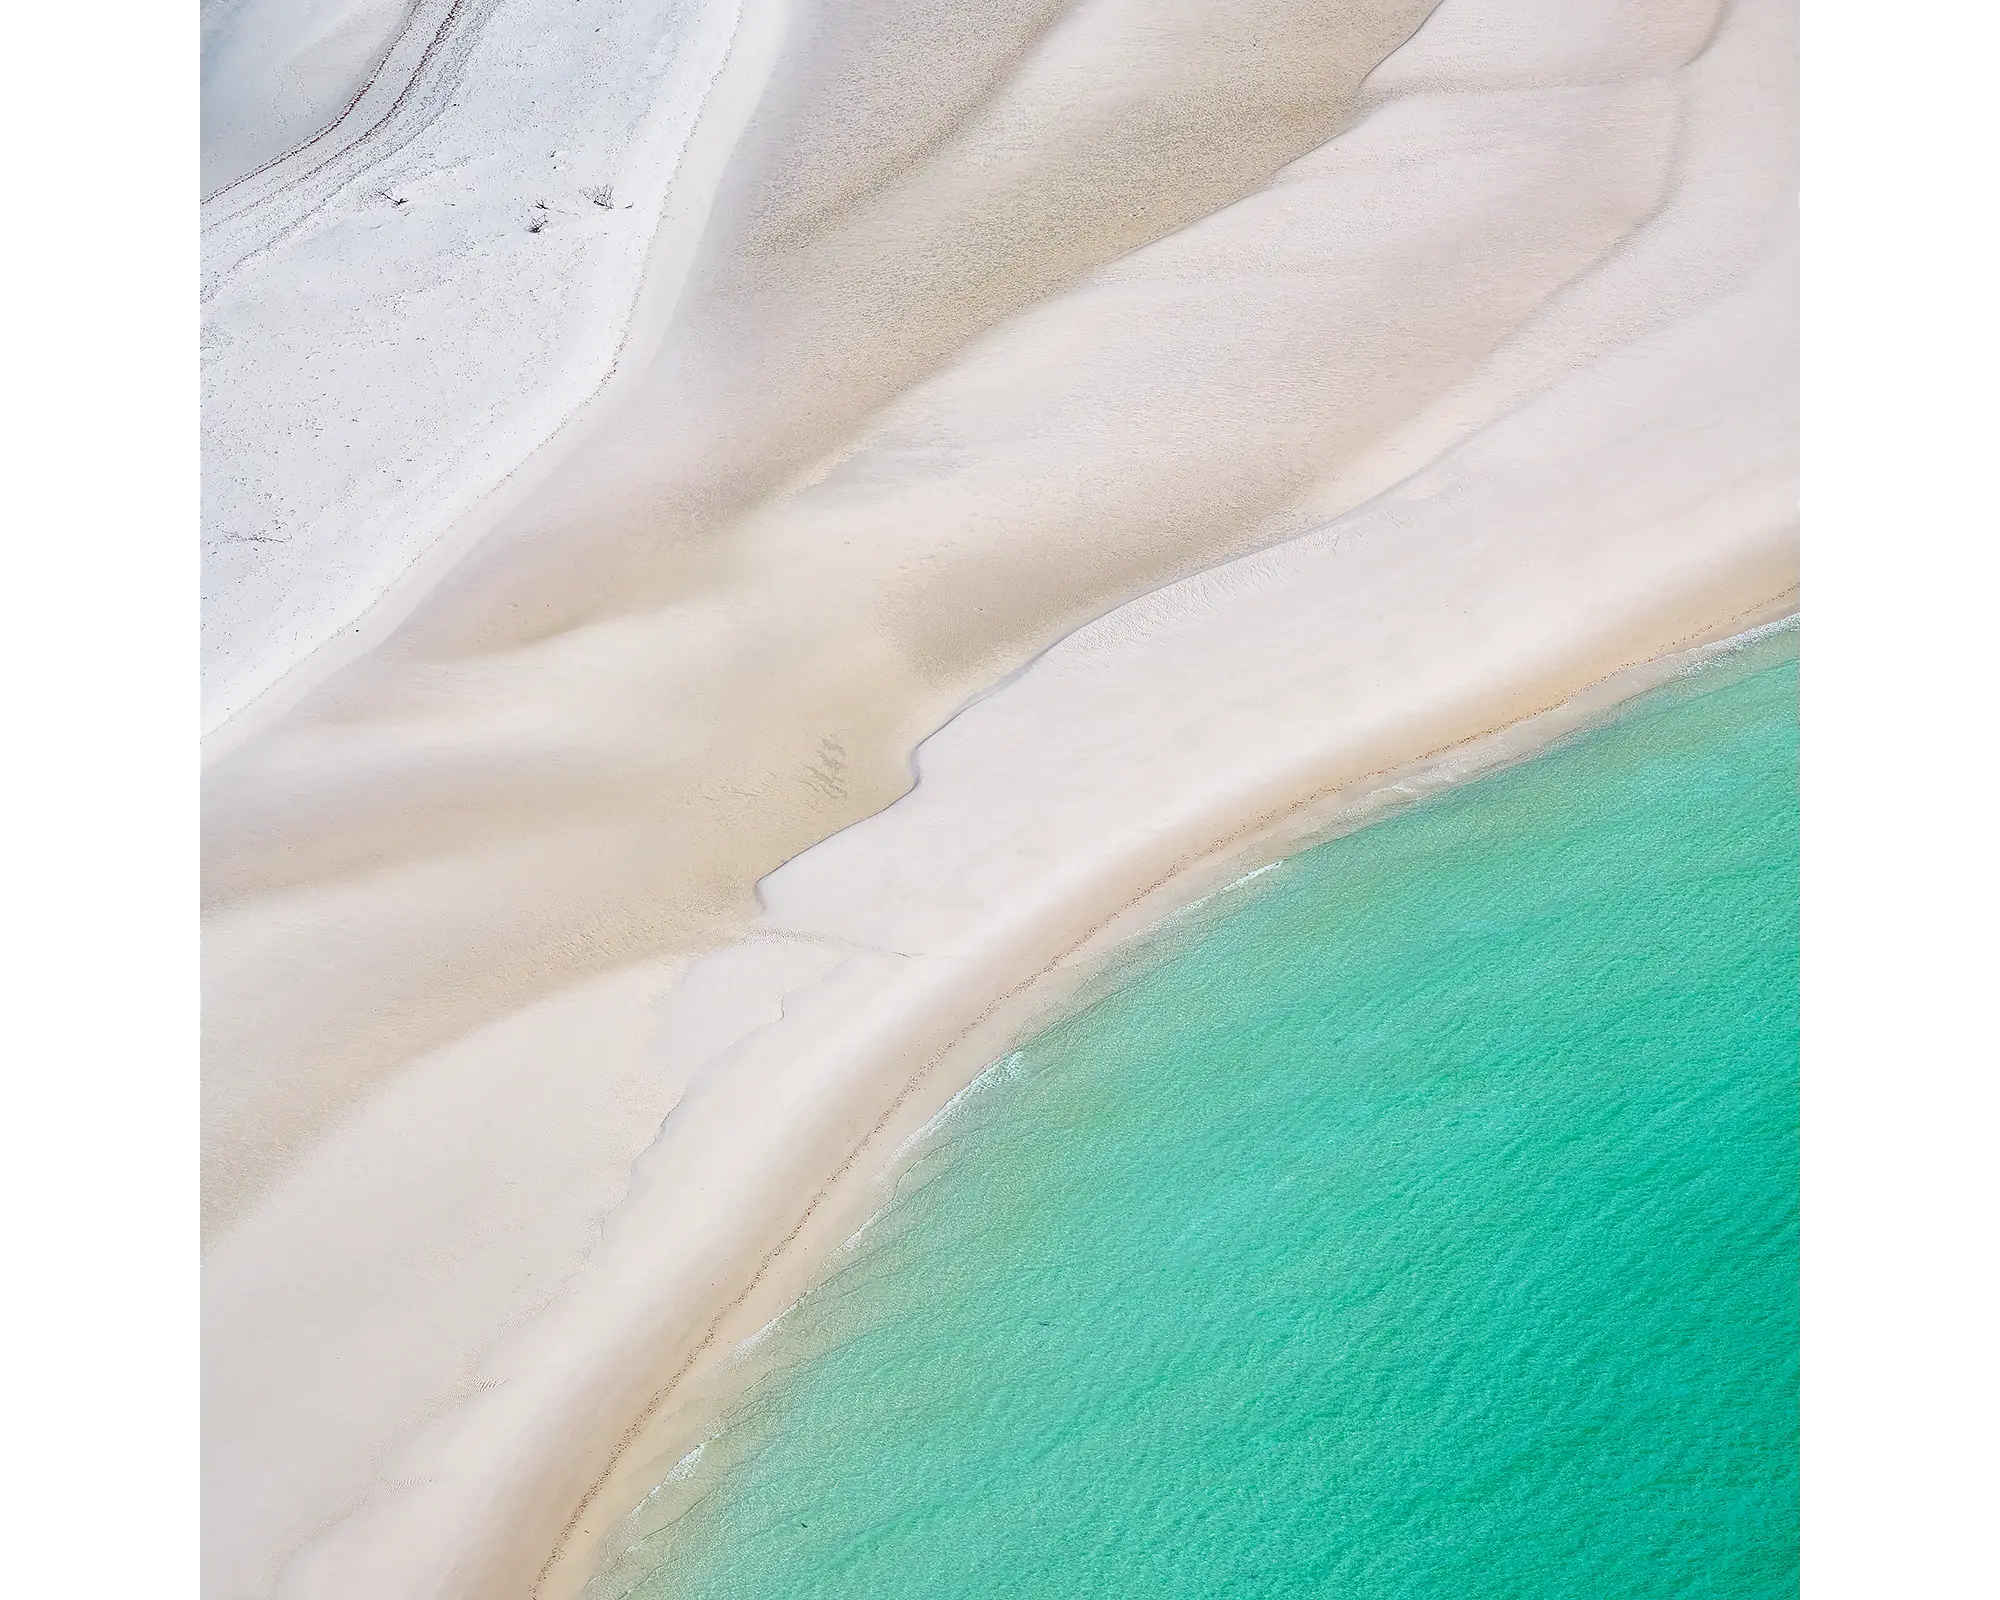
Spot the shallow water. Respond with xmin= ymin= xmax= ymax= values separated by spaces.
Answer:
xmin=594 ymin=628 xmax=1799 ymax=1599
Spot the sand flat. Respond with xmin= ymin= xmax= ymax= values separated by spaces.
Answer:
xmin=201 ymin=0 xmax=1797 ymax=1594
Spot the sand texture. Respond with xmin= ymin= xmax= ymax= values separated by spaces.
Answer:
xmin=201 ymin=0 xmax=1798 ymax=1594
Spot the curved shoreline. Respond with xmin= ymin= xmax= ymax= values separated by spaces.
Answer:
xmin=539 ymin=595 xmax=1800 ymax=1600
xmin=200 ymin=0 xmax=1797 ymax=1594
xmin=233 ymin=499 xmax=1796 ymax=1596
xmin=209 ymin=217 xmax=1799 ymax=1590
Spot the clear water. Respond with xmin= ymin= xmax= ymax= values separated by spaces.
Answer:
xmin=597 ymin=628 xmax=1798 ymax=1599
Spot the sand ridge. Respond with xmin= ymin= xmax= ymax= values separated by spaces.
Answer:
xmin=200 ymin=0 xmax=1797 ymax=1594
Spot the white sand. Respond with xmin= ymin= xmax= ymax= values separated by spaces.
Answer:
xmin=201 ymin=0 xmax=417 ymax=194
xmin=201 ymin=0 xmax=772 ymax=733
xmin=201 ymin=0 xmax=1797 ymax=1594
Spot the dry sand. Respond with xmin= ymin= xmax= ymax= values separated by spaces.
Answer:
xmin=201 ymin=0 xmax=1798 ymax=1594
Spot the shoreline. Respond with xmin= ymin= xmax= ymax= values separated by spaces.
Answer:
xmin=211 ymin=503 xmax=1799 ymax=1600
xmin=536 ymin=592 xmax=1800 ymax=1600
xmin=213 ymin=485 xmax=1801 ymax=1600
xmin=200 ymin=0 xmax=1797 ymax=1593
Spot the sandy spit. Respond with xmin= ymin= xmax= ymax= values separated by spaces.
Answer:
xmin=201 ymin=0 xmax=1797 ymax=1594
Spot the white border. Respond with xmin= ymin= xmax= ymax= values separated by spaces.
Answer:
xmin=3 ymin=1 xmax=196 ymax=1592
xmin=1802 ymin=1 xmax=1997 ymax=1591
xmin=0 ymin=1 xmax=1986 ymax=1593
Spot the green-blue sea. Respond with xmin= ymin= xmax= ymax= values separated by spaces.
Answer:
xmin=595 ymin=626 xmax=1799 ymax=1599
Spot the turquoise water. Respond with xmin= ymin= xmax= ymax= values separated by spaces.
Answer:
xmin=597 ymin=629 xmax=1798 ymax=1599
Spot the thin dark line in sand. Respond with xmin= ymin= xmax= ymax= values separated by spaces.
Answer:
xmin=533 ymin=588 xmax=1798 ymax=1594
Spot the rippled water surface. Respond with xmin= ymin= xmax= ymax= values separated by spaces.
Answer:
xmin=596 ymin=629 xmax=1799 ymax=1599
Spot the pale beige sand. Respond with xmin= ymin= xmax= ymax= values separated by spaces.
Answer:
xmin=201 ymin=0 xmax=1797 ymax=1594
xmin=534 ymin=599 xmax=1800 ymax=1600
